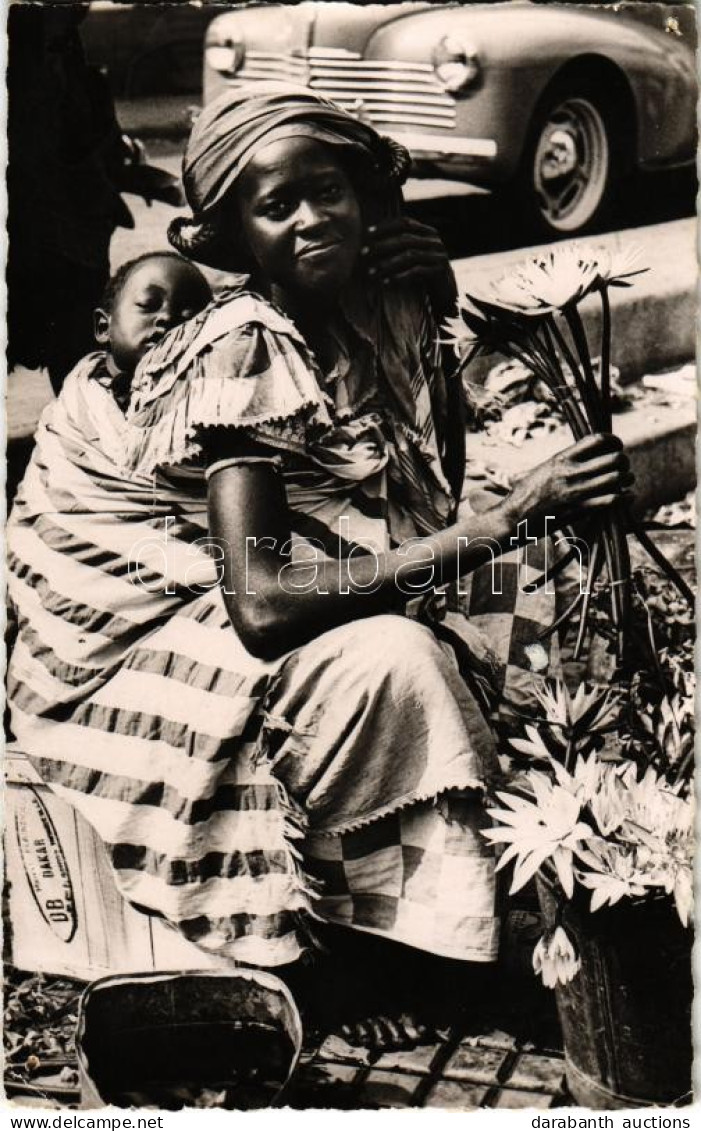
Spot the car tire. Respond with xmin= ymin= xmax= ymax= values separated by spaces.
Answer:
xmin=512 ymin=79 xmax=626 ymax=240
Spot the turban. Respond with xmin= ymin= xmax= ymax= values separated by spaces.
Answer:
xmin=169 ymin=82 xmax=411 ymax=269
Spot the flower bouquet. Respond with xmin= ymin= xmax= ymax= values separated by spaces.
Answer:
xmin=485 ymin=678 xmax=693 ymax=988
xmin=484 ymin=671 xmax=694 ymax=1107
xmin=445 ymin=244 xmax=694 ymax=664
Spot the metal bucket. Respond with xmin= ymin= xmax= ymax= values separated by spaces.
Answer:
xmin=537 ymin=874 xmax=692 ymax=1109
xmin=76 ymin=969 xmax=303 ymax=1110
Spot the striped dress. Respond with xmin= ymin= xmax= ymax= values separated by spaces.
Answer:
xmin=7 ymin=285 xmax=557 ymax=968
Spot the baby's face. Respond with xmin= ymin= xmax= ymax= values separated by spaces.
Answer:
xmin=106 ymin=258 xmax=211 ymax=375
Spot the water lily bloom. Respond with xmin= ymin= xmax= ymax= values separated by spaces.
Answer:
xmin=470 ymin=244 xmax=601 ymax=316
xmin=441 ymin=313 xmax=477 ymax=360
xmin=509 ymin=722 xmax=554 ymax=763
xmin=621 ymin=789 xmax=695 ymax=926
xmin=532 ymin=926 xmax=581 ymax=987
xmin=532 ymin=678 xmax=620 ymax=736
xmin=575 ymin=839 xmax=650 ymax=911
xmin=484 ymin=773 xmax=595 ymax=897
xmin=568 ymin=683 xmax=621 ymax=731
xmin=588 ymin=765 xmax=628 ymax=836
xmin=592 ymin=244 xmax=647 ymax=289
xmin=551 ymin=753 xmax=605 ymax=806
xmin=532 ymin=678 xmax=571 ymax=728
xmin=671 ymin=866 xmax=693 ymax=927
xmin=640 ymin=830 xmax=695 ymax=927
xmin=441 ymin=299 xmax=502 ymax=363
xmin=620 ymin=765 xmax=686 ymax=840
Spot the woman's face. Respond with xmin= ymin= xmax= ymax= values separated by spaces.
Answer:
xmin=235 ymin=137 xmax=363 ymax=301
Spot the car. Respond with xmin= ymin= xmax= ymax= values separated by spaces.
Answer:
xmin=202 ymin=0 xmax=697 ymax=238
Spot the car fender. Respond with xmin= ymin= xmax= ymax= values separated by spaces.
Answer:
xmin=363 ymin=2 xmax=696 ymax=174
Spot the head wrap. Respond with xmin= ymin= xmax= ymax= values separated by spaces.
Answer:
xmin=168 ymin=82 xmax=411 ymax=270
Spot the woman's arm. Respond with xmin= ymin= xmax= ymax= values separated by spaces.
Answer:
xmin=208 ymin=433 xmax=632 ymax=661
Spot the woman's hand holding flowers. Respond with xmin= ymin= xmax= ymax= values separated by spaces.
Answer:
xmin=361 ymin=218 xmax=457 ymax=321
xmin=503 ymin=433 xmax=634 ymax=534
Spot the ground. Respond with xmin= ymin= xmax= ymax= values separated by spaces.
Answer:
xmin=3 ymin=916 xmax=570 ymax=1110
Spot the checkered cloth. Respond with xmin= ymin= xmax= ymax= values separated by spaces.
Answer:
xmin=305 ymin=795 xmax=499 ymax=961
xmin=446 ymin=536 xmax=560 ymax=715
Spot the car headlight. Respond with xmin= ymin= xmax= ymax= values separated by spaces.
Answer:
xmin=431 ymin=36 xmax=480 ymax=94
xmin=205 ymin=41 xmax=244 ymax=75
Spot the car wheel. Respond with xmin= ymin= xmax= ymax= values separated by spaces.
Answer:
xmin=516 ymin=83 xmax=623 ymax=239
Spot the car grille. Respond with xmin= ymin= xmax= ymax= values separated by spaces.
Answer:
xmin=230 ymin=47 xmax=457 ymax=132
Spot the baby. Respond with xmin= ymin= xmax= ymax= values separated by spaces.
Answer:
xmin=7 ymin=250 xmax=212 ymax=507
xmin=94 ymin=251 xmax=212 ymax=405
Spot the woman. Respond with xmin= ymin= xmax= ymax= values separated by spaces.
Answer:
xmin=8 ymin=84 xmax=630 ymax=1043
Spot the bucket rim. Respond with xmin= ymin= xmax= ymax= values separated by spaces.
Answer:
xmin=75 ymin=968 xmax=304 ymax=1110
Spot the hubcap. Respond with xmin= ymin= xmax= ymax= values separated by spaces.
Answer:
xmin=533 ymin=97 xmax=610 ymax=232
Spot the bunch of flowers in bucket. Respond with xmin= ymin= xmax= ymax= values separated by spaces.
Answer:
xmin=444 ymin=243 xmax=694 ymax=663
xmin=483 ymin=674 xmax=694 ymax=987
xmin=446 ymin=242 xmax=696 ymax=989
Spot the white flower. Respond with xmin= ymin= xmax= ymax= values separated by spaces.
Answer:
xmin=531 ymin=679 xmax=571 ymax=732
xmin=441 ymin=313 xmax=476 ymax=360
xmin=484 ymin=772 xmax=595 ymax=897
xmin=671 ymin=866 xmax=694 ymax=928
xmin=624 ymin=790 xmax=695 ymax=926
xmin=524 ymin=642 xmax=549 ymax=672
xmin=569 ymin=683 xmax=621 ymax=731
xmin=470 ymin=244 xmax=601 ymax=316
xmin=532 ymin=926 xmax=581 ymax=987
xmin=588 ymin=765 xmax=627 ymax=836
xmin=440 ymin=298 xmax=505 ymax=363
xmin=532 ymin=679 xmax=620 ymax=735
xmin=592 ymin=244 xmax=647 ymax=289
xmin=619 ymin=764 xmax=685 ymax=834
xmin=550 ymin=753 xmax=605 ymax=806
xmin=509 ymin=723 xmax=553 ymax=763
xmin=575 ymin=839 xmax=649 ymax=911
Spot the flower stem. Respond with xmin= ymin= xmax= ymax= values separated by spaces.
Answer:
xmin=564 ymin=737 xmax=576 ymax=775
xmin=540 ymin=319 xmax=590 ymax=438
xmin=524 ymin=543 xmax=580 ymax=592
xmin=601 ymin=524 xmax=622 ymax=650
xmin=538 ymin=588 xmax=585 ymax=641
xmin=599 ymin=285 xmax=612 ymax=431
xmin=573 ymin=535 xmax=603 ymax=661
xmin=562 ymin=305 xmax=605 ymax=432
xmin=607 ymin=507 xmax=632 ymax=662
xmin=628 ymin=517 xmax=695 ymax=607
xmin=548 ymin=312 xmax=600 ymax=432
xmin=640 ymin=598 xmax=685 ymax=773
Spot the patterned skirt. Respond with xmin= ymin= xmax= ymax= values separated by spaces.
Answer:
xmin=8 ymin=360 xmax=558 ymax=970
